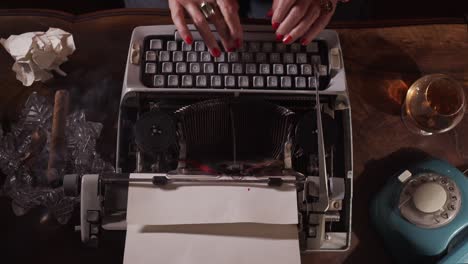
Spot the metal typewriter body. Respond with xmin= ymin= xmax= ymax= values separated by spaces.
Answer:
xmin=69 ymin=25 xmax=353 ymax=253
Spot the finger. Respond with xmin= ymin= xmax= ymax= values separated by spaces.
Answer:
xmin=217 ymin=0 xmax=243 ymax=49
xmin=271 ymin=0 xmax=295 ymax=30
xmin=276 ymin=0 xmax=311 ymax=43
xmin=285 ymin=4 xmax=320 ymax=43
xmin=301 ymin=9 xmax=335 ymax=45
xmin=209 ymin=3 xmax=235 ymax=51
xmin=169 ymin=0 xmax=193 ymax=44
xmin=272 ymin=0 xmax=279 ymax=12
xmin=268 ymin=0 xmax=280 ymax=19
xmin=185 ymin=3 xmax=221 ymax=57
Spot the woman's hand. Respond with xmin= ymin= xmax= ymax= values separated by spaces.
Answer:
xmin=270 ymin=0 xmax=338 ymax=45
xmin=169 ymin=0 xmax=243 ymax=57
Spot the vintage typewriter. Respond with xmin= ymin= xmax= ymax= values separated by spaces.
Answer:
xmin=64 ymin=25 xmax=353 ymax=252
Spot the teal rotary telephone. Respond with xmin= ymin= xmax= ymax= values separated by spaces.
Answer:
xmin=370 ymin=159 xmax=468 ymax=264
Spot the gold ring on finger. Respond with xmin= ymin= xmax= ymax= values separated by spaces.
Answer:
xmin=200 ymin=2 xmax=217 ymax=19
xmin=320 ymin=0 xmax=334 ymax=14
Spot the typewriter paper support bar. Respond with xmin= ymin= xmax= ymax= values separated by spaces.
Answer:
xmin=102 ymin=175 xmax=301 ymax=187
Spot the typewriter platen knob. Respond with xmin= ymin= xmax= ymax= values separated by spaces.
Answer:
xmin=412 ymin=182 xmax=446 ymax=213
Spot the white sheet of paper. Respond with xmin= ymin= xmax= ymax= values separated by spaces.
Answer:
xmin=124 ymin=224 xmax=301 ymax=264
xmin=126 ymin=174 xmax=298 ymax=225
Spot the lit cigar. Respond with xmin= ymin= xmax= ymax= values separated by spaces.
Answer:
xmin=47 ymin=90 xmax=70 ymax=186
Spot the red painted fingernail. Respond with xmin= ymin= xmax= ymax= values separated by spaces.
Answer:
xmin=235 ymin=38 xmax=242 ymax=48
xmin=211 ymin=48 xmax=221 ymax=57
xmin=227 ymin=47 xmax=235 ymax=52
xmin=272 ymin=22 xmax=280 ymax=30
xmin=283 ymin=35 xmax=293 ymax=44
xmin=300 ymin=38 xmax=308 ymax=46
xmin=185 ymin=36 xmax=193 ymax=45
xmin=276 ymin=34 xmax=284 ymax=42
xmin=266 ymin=9 xmax=273 ymax=18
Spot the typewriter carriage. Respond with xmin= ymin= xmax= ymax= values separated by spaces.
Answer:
xmin=109 ymin=90 xmax=353 ymax=252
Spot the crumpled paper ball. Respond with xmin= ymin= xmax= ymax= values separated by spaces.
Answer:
xmin=0 ymin=28 xmax=76 ymax=86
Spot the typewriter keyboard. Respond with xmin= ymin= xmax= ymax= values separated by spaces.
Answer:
xmin=140 ymin=37 xmax=331 ymax=90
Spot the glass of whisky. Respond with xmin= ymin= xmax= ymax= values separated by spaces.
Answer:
xmin=401 ymin=74 xmax=465 ymax=135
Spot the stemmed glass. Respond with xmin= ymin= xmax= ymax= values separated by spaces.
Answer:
xmin=401 ymin=74 xmax=465 ymax=135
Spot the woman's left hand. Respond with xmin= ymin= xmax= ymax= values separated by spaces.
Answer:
xmin=270 ymin=0 xmax=338 ymax=45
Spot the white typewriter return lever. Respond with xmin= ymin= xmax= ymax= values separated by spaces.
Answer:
xmin=314 ymin=67 xmax=330 ymax=212
xmin=306 ymin=67 xmax=330 ymax=249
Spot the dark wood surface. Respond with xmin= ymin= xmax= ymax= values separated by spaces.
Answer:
xmin=0 ymin=9 xmax=467 ymax=264
xmin=1 ymin=1 xmax=466 ymax=19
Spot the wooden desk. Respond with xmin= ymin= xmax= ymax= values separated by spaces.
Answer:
xmin=0 ymin=9 xmax=467 ymax=264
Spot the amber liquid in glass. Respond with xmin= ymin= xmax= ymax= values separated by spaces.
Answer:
xmin=405 ymin=76 xmax=464 ymax=134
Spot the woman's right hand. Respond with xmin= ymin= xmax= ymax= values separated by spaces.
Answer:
xmin=168 ymin=0 xmax=243 ymax=57
xmin=270 ymin=0 xmax=338 ymax=45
